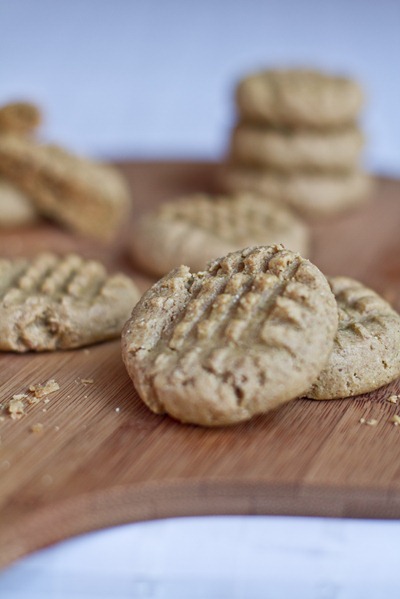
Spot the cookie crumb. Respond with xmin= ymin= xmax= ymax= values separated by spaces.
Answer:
xmin=12 ymin=393 xmax=28 ymax=401
xmin=29 ymin=379 xmax=60 ymax=399
xmin=391 ymin=415 xmax=400 ymax=426
xmin=359 ymin=417 xmax=378 ymax=426
xmin=8 ymin=398 xmax=25 ymax=420
xmin=81 ymin=378 xmax=94 ymax=385
xmin=387 ymin=395 xmax=399 ymax=404
xmin=115 ymin=407 xmax=121 ymax=413
xmin=30 ymin=423 xmax=44 ymax=434
xmin=27 ymin=395 xmax=41 ymax=405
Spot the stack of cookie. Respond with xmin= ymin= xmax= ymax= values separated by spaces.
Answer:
xmin=0 ymin=102 xmax=41 ymax=228
xmin=222 ymin=68 xmax=372 ymax=218
xmin=0 ymin=101 xmax=131 ymax=240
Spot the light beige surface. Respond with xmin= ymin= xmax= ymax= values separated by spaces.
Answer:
xmin=0 ymin=135 xmax=131 ymax=240
xmin=236 ymin=68 xmax=363 ymax=128
xmin=122 ymin=245 xmax=338 ymax=426
xmin=306 ymin=277 xmax=400 ymax=399
xmin=222 ymin=165 xmax=372 ymax=218
xmin=130 ymin=192 xmax=310 ymax=276
xmin=230 ymin=123 xmax=364 ymax=172
xmin=0 ymin=253 xmax=140 ymax=352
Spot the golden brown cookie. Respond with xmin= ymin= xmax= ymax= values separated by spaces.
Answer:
xmin=229 ymin=123 xmax=364 ymax=172
xmin=305 ymin=277 xmax=400 ymax=399
xmin=222 ymin=165 xmax=371 ymax=218
xmin=0 ymin=135 xmax=131 ymax=240
xmin=130 ymin=192 xmax=310 ymax=277
xmin=0 ymin=101 xmax=41 ymax=135
xmin=0 ymin=179 xmax=38 ymax=227
xmin=0 ymin=253 xmax=140 ymax=352
xmin=122 ymin=245 xmax=338 ymax=426
xmin=236 ymin=68 xmax=363 ymax=128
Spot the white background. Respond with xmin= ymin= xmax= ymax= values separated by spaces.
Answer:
xmin=1 ymin=0 xmax=399 ymax=174
xmin=1 ymin=1 xmax=400 ymax=596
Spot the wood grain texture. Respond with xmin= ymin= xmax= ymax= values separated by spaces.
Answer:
xmin=1 ymin=162 xmax=400 ymax=568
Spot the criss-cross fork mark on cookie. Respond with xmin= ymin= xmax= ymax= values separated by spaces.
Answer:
xmin=160 ymin=246 xmax=306 ymax=360
xmin=123 ymin=245 xmax=338 ymax=425
xmin=0 ymin=253 xmax=139 ymax=352
xmin=158 ymin=194 xmax=295 ymax=243
xmin=305 ymin=276 xmax=400 ymax=400
xmin=0 ymin=253 xmax=111 ymax=307
xmin=333 ymin=278 xmax=393 ymax=340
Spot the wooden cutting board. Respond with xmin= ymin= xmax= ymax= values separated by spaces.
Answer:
xmin=1 ymin=162 xmax=400 ymax=569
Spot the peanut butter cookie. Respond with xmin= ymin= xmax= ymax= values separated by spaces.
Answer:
xmin=122 ymin=245 xmax=338 ymax=426
xmin=0 ymin=135 xmax=131 ymax=240
xmin=222 ymin=165 xmax=371 ymax=218
xmin=230 ymin=123 xmax=363 ymax=172
xmin=0 ymin=253 xmax=140 ymax=352
xmin=0 ymin=179 xmax=38 ymax=227
xmin=130 ymin=192 xmax=310 ymax=277
xmin=306 ymin=277 xmax=400 ymax=399
xmin=0 ymin=101 xmax=41 ymax=135
xmin=236 ymin=69 xmax=363 ymax=128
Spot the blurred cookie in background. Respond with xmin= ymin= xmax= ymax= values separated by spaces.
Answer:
xmin=229 ymin=123 xmax=364 ymax=173
xmin=0 ymin=179 xmax=38 ymax=228
xmin=0 ymin=101 xmax=42 ymax=136
xmin=0 ymin=99 xmax=132 ymax=241
xmin=0 ymin=101 xmax=42 ymax=227
xmin=0 ymin=134 xmax=131 ymax=241
xmin=222 ymin=166 xmax=372 ymax=219
xmin=236 ymin=68 xmax=363 ymax=129
xmin=129 ymin=191 xmax=310 ymax=277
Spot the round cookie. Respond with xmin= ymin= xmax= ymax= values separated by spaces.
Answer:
xmin=236 ymin=69 xmax=363 ymax=128
xmin=122 ymin=245 xmax=338 ymax=426
xmin=230 ymin=123 xmax=364 ymax=172
xmin=130 ymin=192 xmax=310 ymax=277
xmin=0 ymin=253 xmax=140 ymax=352
xmin=0 ymin=135 xmax=131 ymax=241
xmin=0 ymin=179 xmax=38 ymax=227
xmin=222 ymin=166 xmax=371 ymax=218
xmin=306 ymin=277 xmax=400 ymax=400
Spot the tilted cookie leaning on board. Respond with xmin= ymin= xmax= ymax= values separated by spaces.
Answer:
xmin=0 ymin=100 xmax=132 ymax=240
